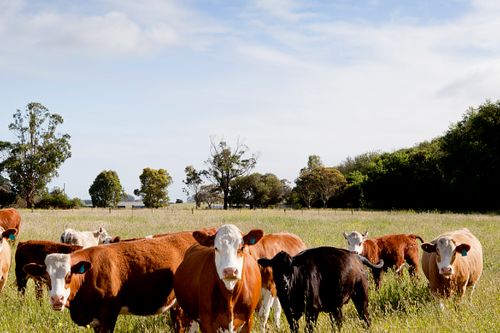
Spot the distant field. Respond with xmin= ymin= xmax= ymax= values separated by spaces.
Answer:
xmin=0 ymin=208 xmax=498 ymax=332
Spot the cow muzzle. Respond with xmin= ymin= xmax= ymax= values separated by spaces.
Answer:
xmin=440 ymin=266 xmax=453 ymax=276
xmin=50 ymin=295 xmax=66 ymax=311
xmin=223 ymin=267 xmax=239 ymax=280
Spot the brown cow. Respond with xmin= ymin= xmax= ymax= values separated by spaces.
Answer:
xmin=16 ymin=240 xmax=82 ymax=299
xmin=248 ymin=232 xmax=306 ymax=332
xmin=0 ymin=208 xmax=21 ymax=235
xmin=174 ymin=224 xmax=264 ymax=333
xmin=23 ymin=230 xmax=203 ymax=332
xmin=0 ymin=228 xmax=18 ymax=292
xmin=343 ymin=231 xmax=424 ymax=288
xmin=421 ymin=228 xmax=483 ymax=308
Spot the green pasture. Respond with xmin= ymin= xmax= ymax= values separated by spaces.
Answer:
xmin=0 ymin=208 xmax=498 ymax=332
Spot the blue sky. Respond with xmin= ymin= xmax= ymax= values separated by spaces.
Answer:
xmin=1 ymin=0 xmax=500 ymax=201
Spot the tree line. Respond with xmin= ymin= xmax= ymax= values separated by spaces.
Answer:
xmin=1 ymin=100 xmax=499 ymax=212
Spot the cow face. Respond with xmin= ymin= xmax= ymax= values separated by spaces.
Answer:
xmin=24 ymin=254 xmax=91 ymax=311
xmin=258 ymin=251 xmax=294 ymax=303
xmin=96 ymin=227 xmax=112 ymax=244
xmin=421 ymin=238 xmax=470 ymax=277
xmin=194 ymin=224 xmax=263 ymax=291
xmin=343 ymin=231 xmax=368 ymax=254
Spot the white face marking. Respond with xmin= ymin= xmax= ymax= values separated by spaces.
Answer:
xmin=345 ymin=231 xmax=365 ymax=254
xmin=45 ymin=254 xmax=72 ymax=310
xmin=187 ymin=321 xmax=199 ymax=333
xmin=214 ymin=225 xmax=244 ymax=291
xmin=435 ymin=238 xmax=458 ymax=276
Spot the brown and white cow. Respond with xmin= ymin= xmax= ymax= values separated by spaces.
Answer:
xmin=248 ymin=232 xmax=306 ymax=332
xmin=174 ymin=224 xmax=264 ymax=333
xmin=421 ymin=228 xmax=483 ymax=307
xmin=0 ymin=208 xmax=21 ymax=235
xmin=23 ymin=230 xmax=204 ymax=332
xmin=16 ymin=240 xmax=82 ymax=299
xmin=0 ymin=227 xmax=18 ymax=292
xmin=343 ymin=231 xmax=424 ymax=288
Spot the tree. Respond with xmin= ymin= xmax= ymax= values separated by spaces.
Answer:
xmin=294 ymin=169 xmax=318 ymax=208
xmin=1 ymin=103 xmax=71 ymax=208
xmin=440 ymin=100 xmax=500 ymax=211
xmin=203 ymin=138 xmax=257 ymax=210
xmin=89 ymin=170 xmax=124 ymax=208
xmin=197 ymin=184 xmax=222 ymax=209
xmin=183 ymin=165 xmax=203 ymax=208
xmin=315 ymin=167 xmax=346 ymax=207
xmin=134 ymin=168 xmax=172 ymax=208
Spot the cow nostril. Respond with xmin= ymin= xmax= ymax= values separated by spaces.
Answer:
xmin=223 ymin=268 xmax=238 ymax=278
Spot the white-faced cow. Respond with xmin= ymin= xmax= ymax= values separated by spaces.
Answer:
xmin=421 ymin=228 xmax=483 ymax=307
xmin=16 ymin=240 xmax=82 ymax=299
xmin=24 ymin=230 xmax=204 ymax=332
xmin=258 ymin=247 xmax=384 ymax=332
xmin=0 ymin=227 xmax=17 ymax=292
xmin=173 ymin=224 xmax=264 ymax=333
xmin=343 ymin=231 xmax=424 ymax=288
xmin=248 ymin=232 xmax=306 ymax=332
xmin=0 ymin=208 xmax=21 ymax=236
xmin=60 ymin=227 xmax=113 ymax=248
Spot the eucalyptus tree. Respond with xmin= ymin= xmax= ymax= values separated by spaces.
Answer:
xmin=2 ymin=103 xmax=71 ymax=208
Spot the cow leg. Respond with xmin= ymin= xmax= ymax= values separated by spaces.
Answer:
xmin=258 ymin=288 xmax=274 ymax=332
xmin=34 ymin=280 xmax=44 ymax=300
xmin=304 ymin=310 xmax=318 ymax=333
xmin=373 ymin=268 xmax=382 ymax=289
xmin=15 ymin=267 xmax=28 ymax=295
xmin=283 ymin=309 xmax=299 ymax=333
xmin=405 ymin=252 xmax=419 ymax=278
xmin=94 ymin=307 xmax=119 ymax=333
xmin=329 ymin=308 xmax=343 ymax=332
xmin=271 ymin=297 xmax=282 ymax=329
xmin=352 ymin=279 xmax=371 ymax=328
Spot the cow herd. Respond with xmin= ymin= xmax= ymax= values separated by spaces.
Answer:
xmin=0 ymin=208 xmax=485 ymax=333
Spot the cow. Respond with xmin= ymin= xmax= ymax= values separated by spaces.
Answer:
xmin=15 ymin=240 xmax=82 ymax=299
xmin=0 ymin=227 xmax=18 ymax=292
xmin=248 ymin=232 xmax=306 ymax=332
xmin=60 ymin=227 xmax=113 ymax=248
xmin=0 ymin=208 xmax=21 ymax=235
xmin=343 ymin=231 xmax=424 ymax=288
xmin=258 ymin=247 xmax=384 ymax=332
xmin=173 ymin=224 xmax=264 ymax=333
xmin=421 ymin=228 xmax=483 ymax=308
xmin=23 ymin=230 xmax=205 ymax=332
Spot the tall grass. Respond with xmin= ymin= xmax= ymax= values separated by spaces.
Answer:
xmin=0 ymin=208 xmax=498 ymax=332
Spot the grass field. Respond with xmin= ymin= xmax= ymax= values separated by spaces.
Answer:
xmin=0 ymin=207 xmax=498 ymax=332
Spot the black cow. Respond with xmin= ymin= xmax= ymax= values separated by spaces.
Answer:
xmin=258 ymin=246 xmax=383 ymax=332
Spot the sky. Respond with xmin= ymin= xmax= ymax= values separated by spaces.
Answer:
xmin=1 ymin=0 xmax=500 ymax=202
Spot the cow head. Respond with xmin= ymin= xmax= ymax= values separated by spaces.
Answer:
xmin=343 ymin=231 xmax=368 ymax=254
xmin=258 ymin=251 xmax=294 ymax=303
xmin=0 ymin=228 xmax=16 ymax=289
xmin=193 ymin=224 xmax=263 ymax=291
xmin=96 ymin=226 xmax=113 ymax=244
xmin=421 ymin=238 xmax=470 ymax=277
xmin=23 ymin=254 xmax=92 ymax=311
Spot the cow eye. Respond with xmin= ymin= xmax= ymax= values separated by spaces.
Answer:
xmin=65 ymin=273 xmax=71 ymax=284
xmin=214 ymin=247 xmax=219 ymax=252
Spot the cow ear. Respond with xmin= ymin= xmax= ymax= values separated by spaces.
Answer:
xmin=243 ymin=229 xmax=264 ymax=246
xmin=362 ymin=231 xmax=369 ymax=239
xmin=258 ymin=258 xmax=272 ymax=268
xmin=2 ymin=228 xmax=17 ymax=241
xmin=343 ymin=232 xmax=348 ymax=239
xmin=111 ymin=236 xmax=121 ymax=243
xmin=24 ymin=263 xmax=47 ymax=277
xmin=193 ymin=230 xmax=216 ymax=247
xmin=421 ymin=243 xmax=437 ymax=253
xmin=71 ymin=261 xmax=92 ymax=274
xmin=455 ymin=243 xmax=471 ymax=256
